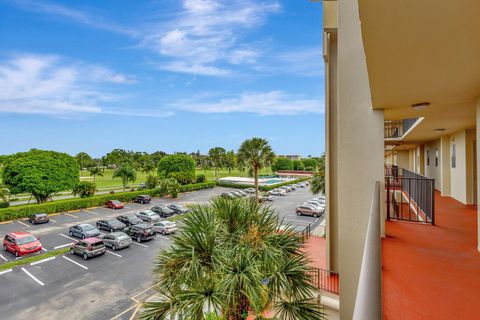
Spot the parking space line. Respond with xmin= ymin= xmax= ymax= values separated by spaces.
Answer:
xmin=49 ymin=218 xmax=57 ymax=223
xmin=0 ymin=254 xmax=8 ymax=262
xmin=31 ymin=256 xmax=55 ymax=266
xmin=41 ymin=247 xmax=48 ymax=252
xmin=63 ymin=212 xmax=79 ymax=218
xmin=54 ymin=243 xmax=72 ymax=249
xmin=156 ymin=235 xmax=171 ymax=240
xmin=106 ymin=250 xmax=122 ymax=258
xmin=21 ymin=267 xmax=45 ymax=286
xmin=0 ymin=269 xmax=12 ymax=275
xmin=83 ymin=210 xmax=98 ymax=215
xmin=284 ymin=218 xmax=313 ymax=224
xmin=16 ymin=220 xmax=31 ymax=228
xmin=131 ymin=242 xmax=149 ymax=248
xmin=62 ymin=256 xmax=88 ymax=270
xmin=60 ymin=233 xmax=77 ymax=241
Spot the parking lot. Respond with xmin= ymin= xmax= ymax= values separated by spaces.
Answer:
xmin=0 ymin=186 xmax=322 ymax=320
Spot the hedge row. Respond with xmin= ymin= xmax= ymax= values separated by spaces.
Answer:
xmin=0 ymin=181 xmax=216 ymax=222
xmin=217 ymin=177 xmax=311 ymax=192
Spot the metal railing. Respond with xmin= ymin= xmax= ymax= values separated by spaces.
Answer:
xmin=300 ymin=224 xmax=311 ymax=243
xmin=308 ymin=267 xmax=339 ymax=295
xmin=352 ymin=181 xmax=381 ymax=320
xmin=386 ymin=168 xmax=435 ymax=224
xmin=384 ymin=118 xmax=418 ymax=139
xmin=385 ymin=164 xmax=399 ymax=178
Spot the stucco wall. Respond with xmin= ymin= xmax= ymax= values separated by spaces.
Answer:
xmin=450 ymin=131 xmax=468 ymax=203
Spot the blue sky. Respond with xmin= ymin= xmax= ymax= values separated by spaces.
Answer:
xmin=0 ymin=0 xmax=324 ymax=158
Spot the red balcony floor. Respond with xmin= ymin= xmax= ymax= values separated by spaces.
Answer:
xmin=382 ymin=192 xmax=480 ymax=320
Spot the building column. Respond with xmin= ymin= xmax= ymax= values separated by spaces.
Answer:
xmin=475 ymin=99 xmax=480 ymax=251
xmin=334 ymin=0 xmax=384 ymax=318
xmin=440 ymin=135 xmax=451 ymax=196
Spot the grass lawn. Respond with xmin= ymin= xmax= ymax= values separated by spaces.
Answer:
xmin=80 ymin=168 xmax=274 ymax=189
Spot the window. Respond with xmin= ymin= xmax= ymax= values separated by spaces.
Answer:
xmin=427 ymin=150 xmax=430 ymax=166
xmin=452 ymin=144 xmax=456 ymax=168
xmin=435 ymin=148 xmax=439 ymax=167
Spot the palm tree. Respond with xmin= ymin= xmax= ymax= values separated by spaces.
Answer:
xmin=237 ymin=137 xmax=275 ymax=201
xmin=142 ymin=197 xmax=324 ymax=320
xmin=0 ymin=184 xmax=10 ymax=203
xmin=113 ymin=164 xmax=137 ymax=191
xmin=311 ymin=154 xmax=326 ymax=195
xmin=142 ymin=161 xmax=156 ymax=175
xmin=88 ymin=166 xmax=104 ymax=183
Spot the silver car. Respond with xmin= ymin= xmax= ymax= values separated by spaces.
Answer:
xmin=296 ymin=204 xmax=324 ymax=218
xmin=136 ymin=210 xmax=161 ymax=223
xmin=152 ymin=221 xmax=178 ymax=235
xmin=69 ymin=224 xmax=100 ymax=239
xmin=101 ymin=232 xmax=132 ymax=251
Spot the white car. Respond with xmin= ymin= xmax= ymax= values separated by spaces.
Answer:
xmin=245 ymin=188 xmax=256 ymax=194
xmin=304 ymin=201 xmax=326 ymax=211
xmin=306 ymin=200 xmax=326 ymax=208
xmin=152 ymin=221 xmax=178 ymax=235
xmin=269 ymin=189 xmax=287 ymax=196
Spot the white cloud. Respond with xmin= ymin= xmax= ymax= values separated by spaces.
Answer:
xmin=0 ymin=54 xmax=167 ymax=118
xmin=144 ymin=0 xmax=281 ymax=76
xmin=172 ymin=91 xmax=324 ymax=115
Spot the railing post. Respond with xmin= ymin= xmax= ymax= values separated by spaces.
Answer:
xmin=386 ymin=177 xmax=390 ymax=221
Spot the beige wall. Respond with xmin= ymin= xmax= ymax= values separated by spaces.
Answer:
xmin=466 ymin=129 xmax=476 ymax=204
xmin=333 ymin=0 xmax=384 ymax=318
xmin=395 ymin=150 xmax=409 ymax=169
xmin=450 ymin=131 xmax=467 ymax=203
xmin=440 ymin=135 xmax=451 ymax=196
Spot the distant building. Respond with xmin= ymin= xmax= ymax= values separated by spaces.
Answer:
xmin=276 ymin=154 xmax=302 ymax=161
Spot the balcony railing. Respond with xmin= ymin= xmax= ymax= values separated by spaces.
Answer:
xmin=385 ymin=167 xmax=435 ymax=225
xmin=308 ymin=267 xmax=339 ymax=295
xmin=384 ymin=118 xmax=418 ymax=139
xmin=352 ymin=181 xmax=381 ymax=320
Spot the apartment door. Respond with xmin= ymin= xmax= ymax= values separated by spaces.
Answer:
xmin=474 ymin=141 xmax=478 ymax=205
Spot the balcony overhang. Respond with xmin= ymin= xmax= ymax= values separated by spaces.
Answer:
xmin=358 ymin=0 xmax=479 ymax=141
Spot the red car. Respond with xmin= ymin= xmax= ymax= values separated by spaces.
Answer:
xmin=105 ymin=200 xmax=124 ymax=209
xmin=3 ymin=231 xmax=42 ymax=257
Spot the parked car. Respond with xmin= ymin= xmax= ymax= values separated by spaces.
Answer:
xmin=133 ymin=195 xmax=151 ymax=204
xmin=123 ymin=224 xmax=155 ymax=242
xmin=29 ymin=212 xmax=49 ymax=224
xmin=96 ymin=219 xmax=126 ymax=232
xmin=151 ymin=205 xmax=175 ymax=218
xmin=306 ymin=200 xmax=326 ymax=208
xmin=69 ymin=224 xmax=101 ymax=239
xmin=117 ymin=214 xmax=143 ymax=227
xmin=296 ymin=205 xmax=324 ymax=218
xmin=304 ymin=202 xmax=326 ymax=211
xmin=236 ymin=190 xmax=248 ymax=197
xmin=280 ymin=186 xmax=293 ymax=192
xmin=312 ymin=197 xmax=326 ymax=203
xmin=152 ymin=221 xmax=178 ymax=235
xmin=259 ymin=195 xmax=274 ymax=202
xmin=138 ymin=183 xmax=147 ymax=190
xmin=105 ymin=200 xmax=124 ymax=209
xmin=69 ymin=237 xmax=106 ymax=260
xmin=168 ymin=203 xmax=189 ymax=214
xmin=136 ymin=210 xmax=161 ymax=223
xmin=244 ymin=188 xmax=256 ymax=194
xmin=3 ymin=232 xmax=42 ymax=257
xmin=268 ymin=189 xmax=287 ymax=196
xmin=298 ymin=183 xmax=307 ymax=188
xmin=220 ymin=192 xmax=235 ymax=199
xmin=290 ymin=184 xmax=297 ymax=190
xmin=100 ymin=232 xmax=132 ymax=251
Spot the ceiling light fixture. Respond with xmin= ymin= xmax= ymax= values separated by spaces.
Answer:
xmin=434 ymin=128 xmax=446 ymax=132
xmin=411 ymin=102 xmax=430 ymax=110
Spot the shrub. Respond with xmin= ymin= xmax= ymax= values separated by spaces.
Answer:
xmin=168 ymin=171 xmax=195 ymax=185
xmin=145 ymin=175 xmax=159 ymax=189
xmin=292 ymin=160 xmax=305 ymax=171
xmin=216 ymin=178 xmax=310 ymax=191
xmin=304 ymin=166 xmax=315 ymax=171
xmin=72 ymin=181 xmax=96 ymax=198
xmin=0 ymin=182 xmax=216 ymax=222
xmin=196 ymin=174 xmax=206 ymax=183
xmin=0 ymin=202 xmax=9 ymax=209
xmin=302 ymin=158 xmax=318 ymax=169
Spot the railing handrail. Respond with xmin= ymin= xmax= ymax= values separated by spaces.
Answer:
xmin=308 ymin=266 xmax=339 ymax=295
xmin=353 ymin=181 xmax=381 ymax=320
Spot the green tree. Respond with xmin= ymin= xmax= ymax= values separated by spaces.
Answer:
xmin=72 ymin=181 xmax=96 ymax=198
xmin=3 ymin=150 xmax=79 ymax=203
xmin=102 ymin=149 xmax=130 ymax=167
xmin=113 ymin=163 xmax=137 ymax=191
xmin=223 ymin=150 xmax=237 ymax=174
xmin=237 ymin=137 xmax=275 ymax=201
xmin=151 ymin=151 xmax=167 ymax=166
xmin=75 ymin=152 xmax=94 ymax=170
xmin=208 ymin=147 xmax=226 ymax=180
xmin=142 ymin=160 xmax=156 ymax=175
xmin=272 ymin=157 xmax=293 ymax=171
xmin=292 ymin=160 xmax=305 ymax=171
xmin=88 ymin=166 xmax=104 ymax=183
xmin=141 ymin=197 xmax=324 ymax=320
xmin=158 ymin=154 xmax=196 ymax=178
xmin=302 ymin=158 xmax=318 ymax=170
